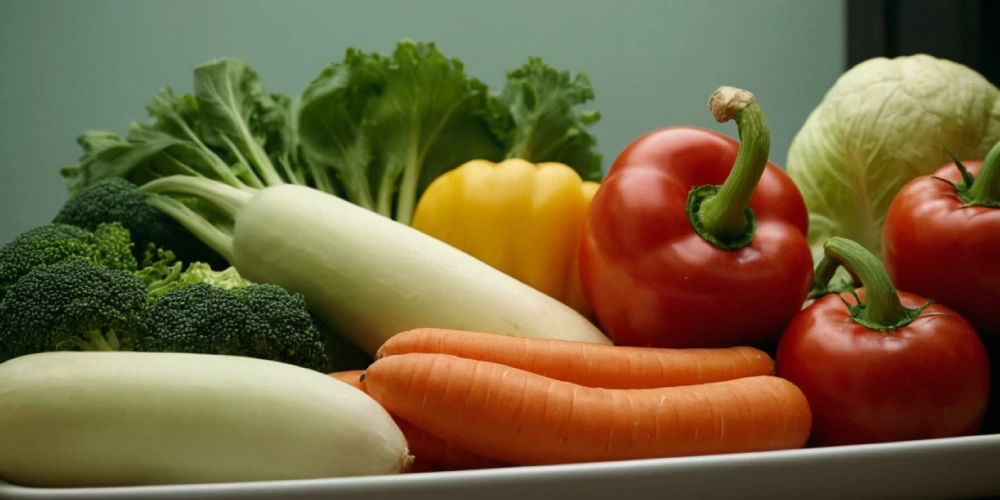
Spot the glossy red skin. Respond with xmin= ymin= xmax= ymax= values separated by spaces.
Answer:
xmin=579 ymin=126 xmax=814 ymax=348
xmin=883 ymin=162 xmax=1000 ymax=338
xmin=775 ymin=289 xmax=991 ymax=447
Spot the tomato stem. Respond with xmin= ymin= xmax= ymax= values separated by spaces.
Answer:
xmin=807 ymin=256 xmax=840 ymax=299
xmin=968 ymin=139 xmax=1000 ymax=205
xmin=689 ymin=87 xmax=769 ymax=250
xmin=822 ymin=237 xmax=929 ymax=331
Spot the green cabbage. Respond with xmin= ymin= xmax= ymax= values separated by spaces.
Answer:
xmin=787 ymin=54 xmax=1000 ymax=268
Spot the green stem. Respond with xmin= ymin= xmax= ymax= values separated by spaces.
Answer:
xmin=342 ymin=172 xmax=376 ymax=211
xmin=822 ymin=237 xmax=929 ymax=331
xmin=376 ymin=171 xmax=397 ymax=218
xmin=309 ymin=161 xmax=336 ymax=195
xmin=396 ymin=168 xmax=418 ymax=225
xmin=145 ymin=262 xmax=184 ymax=298
xmin=968 ymin=139 xmax=1000 ymax=204
xmin=146 ymin=196 xmax=235 ymax=264
xmin=219 ymin=135 xmax=265 ymax=189
xmin=807 ymin=255 xmax=841 ymax=300
xmin=276 ymin=155 xmax=306 ymax=185
xmin=165 ymin=109 xmax=246 ymax=189
xmin=106 ymin=331 xmax=120 ymax=350
xmin=689 ymin=87 xmax=771 ymax=249
xmin=142 ymin=176 xmax=253 ymax=217
xmin=70 ymin=330 xmax=118 ymax=351
xmin=140 ymin=176 xmax=251 ymax=263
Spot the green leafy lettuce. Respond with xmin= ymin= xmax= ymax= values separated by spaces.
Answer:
xmin=490 ymin=56 xmax=603 ymax=181
xmin=297 ymin=40 xmax=505 ymax=224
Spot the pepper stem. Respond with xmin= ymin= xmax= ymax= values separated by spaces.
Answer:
xmin=688 ymin=87 xmax=770 ymax=250
xmin=968 ymin=139 xmax=1000 ymax=205
xmin=822 ymin=237 xmax=929 ymax=331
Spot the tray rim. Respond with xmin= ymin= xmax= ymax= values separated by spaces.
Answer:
xmin=2 ymin=433 xmax=1000 ymax=499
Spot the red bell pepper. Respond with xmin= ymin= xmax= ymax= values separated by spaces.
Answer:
xmin=776 ymin=237 xmax=991 ymax=446
xmin=882 ymin=139 xmax=1000 ymax=338
xmin=578 ymin=87 xmax=813 ymax=349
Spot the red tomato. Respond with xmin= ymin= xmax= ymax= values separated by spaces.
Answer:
xmin=883 ymin=162 xmax=1000 ymax=338
xmin=775 ymin=289 xmax=991 ymax=447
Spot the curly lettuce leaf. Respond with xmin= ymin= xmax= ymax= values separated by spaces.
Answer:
xmin=296 ymin=40 xmax=505 ymax=224
xmin=786 ymin=54 xmax=1000 ymax=266
xmin=491 ymin=57 xmax=603 ymax=182
xmin=297 ymin=48 xmax=389 ymax=206
xmin=366 ymin=40 xmax=505 ymax=224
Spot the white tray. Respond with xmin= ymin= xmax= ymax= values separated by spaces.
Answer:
xmin=2 ymin=434 xmax=999 ymax=500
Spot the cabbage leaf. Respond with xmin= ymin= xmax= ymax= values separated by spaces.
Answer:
xmin=786 ymin=54 xmax=1000 ymax=267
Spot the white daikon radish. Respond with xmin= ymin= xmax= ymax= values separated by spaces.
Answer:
xmin=144 ymin=179 xmax=613 ymax=356
xmin=0 ymin=351 xmax=411 ymax=487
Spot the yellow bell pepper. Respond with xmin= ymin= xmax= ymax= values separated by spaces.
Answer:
xmin=412 ymin=158 xmax=600 ymax=319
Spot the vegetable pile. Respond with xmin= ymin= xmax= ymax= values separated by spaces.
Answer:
xmin=1 ymin=43 xmax=999 ymax=488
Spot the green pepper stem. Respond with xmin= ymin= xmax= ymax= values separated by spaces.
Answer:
xmin=968 ymin=139 xmax=1000 ymax=204
xmin=823 ymin=237 xmax=927 ymax=330
xmin=694 ymin=87 xmax=770 ymax=247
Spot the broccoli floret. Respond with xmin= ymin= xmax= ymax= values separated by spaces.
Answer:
xmin=232 ymin=284 xmax=330 ymax=372
xmin=138 ymin=283 xmax=266 ymax=356
xmin=146 ymin=261 xmax=248 ymax=300
xmin=0 ymin=259 xmax=149 ymax=360
xmin=138 ymin=281 xmax=331 ymax=372
xmin=0 ymin=222 xmax=137 ymax=299
xmin=135 ymin=248 xmax=184 ymax=295
xmin=53 ymin=177 xmax=228 ymax=269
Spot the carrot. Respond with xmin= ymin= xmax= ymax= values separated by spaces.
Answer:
xmin=376 ymin=328 xmax=775 ymax=389
xmin=393 ymin=418 xmax=509 ymax=471
xmin=330 ymin=369 xmax=367 ymax=389
xmin=362 ymin=352 xmax=812 ymax=466
xmin=328 ymin=369 xmax=510 ymax=471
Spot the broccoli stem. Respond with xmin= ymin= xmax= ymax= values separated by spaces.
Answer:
xmin=70 ymin=330 xmax=120 ymax=351
xmin=146 ymin=262 xmax=184 ymax=297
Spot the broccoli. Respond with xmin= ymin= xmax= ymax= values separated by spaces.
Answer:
xmin=232 ymin=284 xmax=330 ymax=372
xmin=0 ymin=222 xmax=136 ymax=300
xmin=53 ymin=177 xmax=228 ymax=269
xmin=138 ymin=281 xmax=331 ymax=372
xmin=146 ymin=261 xmax=248 ymax=301
xmin=0 ymin=259 xmax=149 ymax=361
xmin=139 ymin=282 xmax=265 ymax=357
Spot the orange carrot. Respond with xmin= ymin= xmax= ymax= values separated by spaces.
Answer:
xmin=393 ymin=418 xmax=509 ymax=471
xmin=377 ymin=328 xmax=775 ymax=389
xmin=330 ymin=369 xmax=367 ymax=389
xmin=362 ymin=352 xmax=812 ymax=466
xmin=328 ymin=369 xmax=510 ymax=471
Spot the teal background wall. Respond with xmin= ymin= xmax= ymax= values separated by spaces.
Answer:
xmin=0 ymin=0 xmax=845 ymax=246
